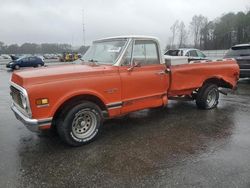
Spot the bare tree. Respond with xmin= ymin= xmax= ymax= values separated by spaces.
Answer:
xmin=170 ymin=20 xmax=179 ymax=48
xmin=190 ymin=15 xmax=207 ymax=48
xmin=178 ymin=21 xmax=187 ymax=48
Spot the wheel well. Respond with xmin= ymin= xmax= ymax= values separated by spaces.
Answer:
xmin=52 ymin=94 xmax=107 ymax=128
xmin=203 ymin=78 xmax=233 ymax=89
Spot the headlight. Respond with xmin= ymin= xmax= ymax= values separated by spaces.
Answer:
xmin=20 ymin=93 xmax=27 ymax=109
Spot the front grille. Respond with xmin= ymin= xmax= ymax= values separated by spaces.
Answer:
xmin=10 ymin=86 xmax=24 ymax=109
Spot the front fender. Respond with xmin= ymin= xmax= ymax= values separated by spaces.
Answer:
xmin=49 ymin=89 xmax=108 ymax=117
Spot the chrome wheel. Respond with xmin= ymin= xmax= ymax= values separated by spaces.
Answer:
xmin=71 ymin=109 xmax=97 ymax=139
xmin=206 ymin=88 xmax=217 ymax=108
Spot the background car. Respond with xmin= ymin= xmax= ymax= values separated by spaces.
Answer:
xmin=0 ymin=54 xmax=11 ymax=60
xmin=165 ymin=48 xmax=207 ymax=61
xmin=6 ymin=56 xmax=45 ymax=70
xmin=224 ymin=44 xmax=250 ymax=78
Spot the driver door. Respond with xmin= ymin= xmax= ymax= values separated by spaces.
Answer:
xmin=119 ymin=39 xmax=169 ymax=114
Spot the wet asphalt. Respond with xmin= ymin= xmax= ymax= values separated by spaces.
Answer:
xmin=0 ymin=65 xmax=250 ymax=188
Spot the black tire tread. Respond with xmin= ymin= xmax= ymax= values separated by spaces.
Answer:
xmin=57 ymin=101 xmax=103 ymax=146
xmin=196 ymin=83 xmax=219 ymax=110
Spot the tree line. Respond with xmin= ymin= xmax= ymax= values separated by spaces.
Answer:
xmin=1 ymin=10 xmax=249 ymax=54
xmin=167 ymin=10 xmax=250 ymax=50
xmin=0 ymin=42 xmax=89 ymax=55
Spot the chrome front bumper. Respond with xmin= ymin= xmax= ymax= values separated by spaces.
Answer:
xmin=11 ymin=104 xmax=52 ymax=132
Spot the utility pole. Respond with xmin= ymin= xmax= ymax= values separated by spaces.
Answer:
xmin=82 ymin=9 xmax=86 ymax=47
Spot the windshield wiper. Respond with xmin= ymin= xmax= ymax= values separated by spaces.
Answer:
xmin=88 ymin=59 xmax=98 ymax=62
xmin=88 ymin=59 xmax=100 ymax=65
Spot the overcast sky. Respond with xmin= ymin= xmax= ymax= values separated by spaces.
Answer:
xmin=0 ymin=0 xmax=249 ymax=47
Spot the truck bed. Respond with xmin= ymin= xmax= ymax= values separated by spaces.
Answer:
xmin=168 ymin=59 xmax=239 ymax=97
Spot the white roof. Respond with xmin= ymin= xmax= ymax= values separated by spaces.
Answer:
xmin=233 ymin=43 xmax=250 ymax=47
xmin=95 ymin=35 xmax=159 ymax=42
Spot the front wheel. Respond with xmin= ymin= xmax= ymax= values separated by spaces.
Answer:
xmin=196 ymin=84 xmax=219 ymax=109
xmin=57 ymin=101 xmax=103 ymax=146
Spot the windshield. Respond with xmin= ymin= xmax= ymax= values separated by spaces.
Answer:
xmin=16 ymin=55 xmax=26 ymax=61
xmin=165 ymin=50 xmax=183 ymax=56
xmin=82 ymin=39 xmax=127 ymax=64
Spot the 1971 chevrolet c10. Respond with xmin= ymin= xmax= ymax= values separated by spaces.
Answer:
xmin=10 ymin=36 xmax=239 ymax=146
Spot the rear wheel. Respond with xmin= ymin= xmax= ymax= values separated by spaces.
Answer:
xmin=57 ymin=101 xmax=103 ymax=146
xmin=196 ymin=84 xmax=219 ymax=109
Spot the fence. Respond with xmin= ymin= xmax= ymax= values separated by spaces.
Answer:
xmin=202 ymin=50 xmax=228 ymax=60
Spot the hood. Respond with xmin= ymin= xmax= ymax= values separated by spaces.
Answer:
xmin=11 ymin=64 xmax=114 ymax=87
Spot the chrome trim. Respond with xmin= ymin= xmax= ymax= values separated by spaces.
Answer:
xmin=11 ymin=104 xmax=52 ymax=132
xmin=107 ymin=106 xmax=122 ymax=110
xmin=106 ymin=102 xmax=123 ymax=109
xmin=10 ymin=81 xmax=32 ymax=118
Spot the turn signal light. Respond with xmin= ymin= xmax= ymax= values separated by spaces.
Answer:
xmin=36 ymin=98 xmax=49 ymax=106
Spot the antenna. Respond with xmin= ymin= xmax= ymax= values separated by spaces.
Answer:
xmin=82 ymin=9 xmax=86 ymax=47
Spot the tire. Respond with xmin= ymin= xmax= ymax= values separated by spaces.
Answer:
xmin=57 ymin=101 xmax=103 ymax=146
xmin=14 ymin=65 xmax=20 ymax=70
xmin=37 ymin=64 xmax=42 ymax=67
xmin=196 ymin=84 xmax=219 ymax=110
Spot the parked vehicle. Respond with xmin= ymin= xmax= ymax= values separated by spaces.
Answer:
xmin=164 ymin=48 xmax=207 ymax=65
xmin=43 ymin=54 xmax=58 ymax=60
xmin=6 ymin=56 xmax=44 ymax=70
xmin=224 ymin=44 xmax=250 ymax=78
xmin=59 ymin=52 xmax=80 ymax=62
xmin=0 ymin=54 xmax=11 ymax=60
xmin=10 ymin=36 xmax=239 ymax=146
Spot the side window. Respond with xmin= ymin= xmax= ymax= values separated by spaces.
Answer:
xmin=22 ymin=58 xmax=29 ymax=63
xmin=196 ymin=50 xmax=206 ymax=58
xmin=133 ymin=40 xmax=160 ymax=65
xmin=145 ymin=42 xmax=159 ymax=64
xmin=189 ymin=50 xmax=198 ymax=57
xmin=121 ymin=42 xmax=133 ymax=66
xmin=133 ymin=41 xmax=146 ymax=64
xmin=29 ymin=57 xmax=36 ymax=61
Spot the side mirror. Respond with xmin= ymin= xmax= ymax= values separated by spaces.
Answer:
xmin=127 ymin=61 xmax=141 ymax=71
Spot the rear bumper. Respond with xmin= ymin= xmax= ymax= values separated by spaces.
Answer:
xmin=11 ymin=104 xmax=52 ymax=132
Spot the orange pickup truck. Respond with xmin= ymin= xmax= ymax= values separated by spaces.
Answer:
xmin=10 ymin=36 xmax=239 ymax=146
